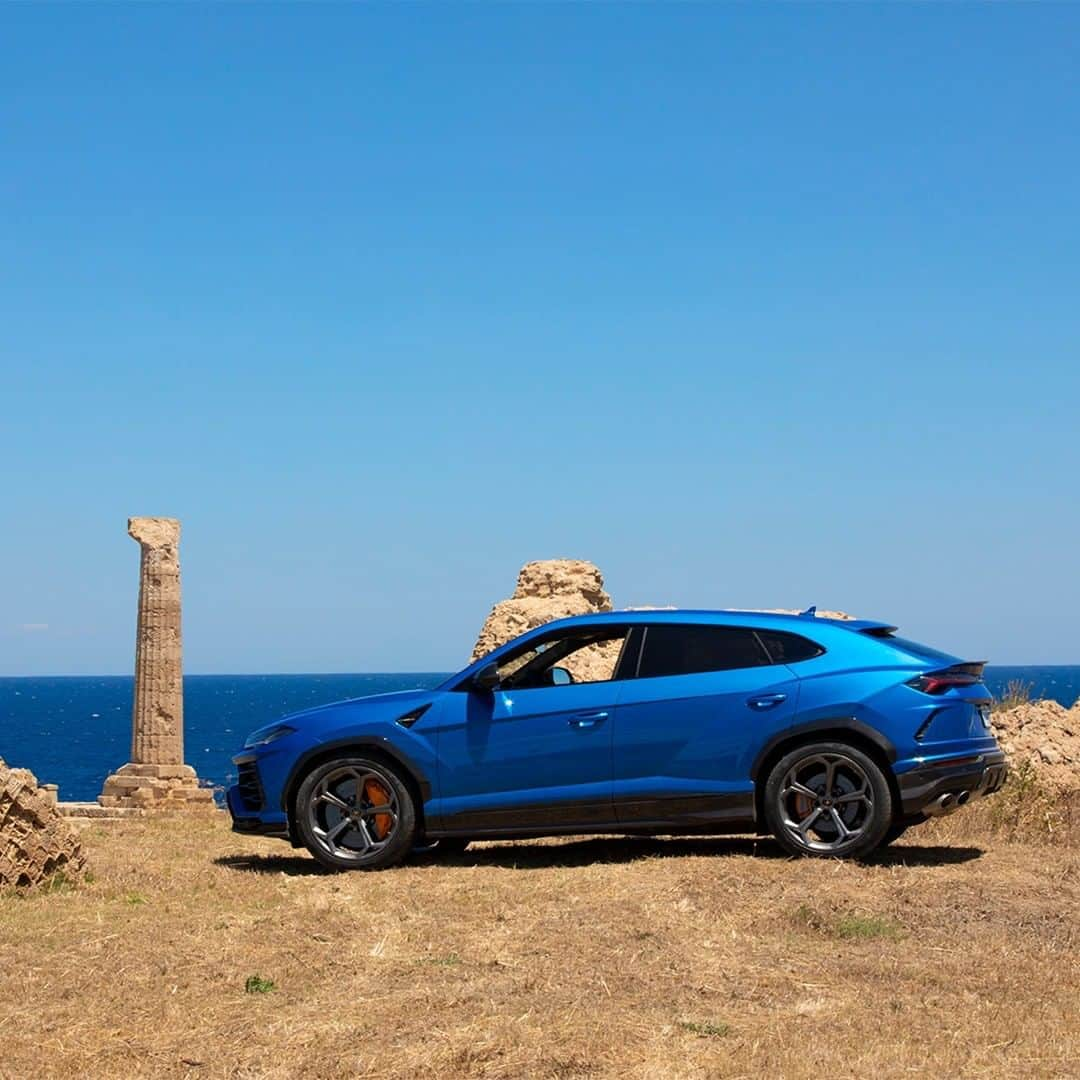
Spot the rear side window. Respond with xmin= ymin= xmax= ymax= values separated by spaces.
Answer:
xmin=754 ymin=629 xmax=824 ymax=665
xmin=637 ymin=625 xmax=769 ymax=678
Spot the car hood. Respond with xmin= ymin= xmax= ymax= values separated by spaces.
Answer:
xmin=279 ymin=687 xmax=438 ymax=727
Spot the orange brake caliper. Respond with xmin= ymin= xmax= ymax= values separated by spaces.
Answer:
xmin=794 ymin=792 xmax=814 ymax=823
xmin=363 ymin=779 xmax=393 ymax=839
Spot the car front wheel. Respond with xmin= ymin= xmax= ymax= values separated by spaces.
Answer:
xmin=763 ymin=741 xmax=892 ymax=859
xmin=295 ymin=757 xmax=416 ymax=871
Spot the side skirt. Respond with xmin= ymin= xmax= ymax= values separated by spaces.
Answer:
xmin=430 ymin=793 xmax=757 ymax=840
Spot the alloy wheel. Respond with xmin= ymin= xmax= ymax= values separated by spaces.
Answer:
xmin=777 ymin=752 xmax=875 ymax=854
xmin=306 ymin=764 xmax=400 ymax=863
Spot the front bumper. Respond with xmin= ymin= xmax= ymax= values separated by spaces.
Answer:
xmin=226 ymin=783 xmax=290 ymax=838
xmin=897 ymin=749 xmax=1008 ymax=817
xmin=226 ymin=748 xmax=292 ymax=841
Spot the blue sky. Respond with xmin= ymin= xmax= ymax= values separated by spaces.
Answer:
xmin=2 ymin=4 xmax=1078 ymax=674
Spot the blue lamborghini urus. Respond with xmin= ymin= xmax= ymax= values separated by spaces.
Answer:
xmin=228 ymin=610 xmax=1007 ymax=869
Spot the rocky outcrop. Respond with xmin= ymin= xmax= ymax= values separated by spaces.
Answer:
xmin=1 ymin=759 xmax=86 ymax=889
xmin=992 ymin=700 xmax=1080 ymax=790
xmin=471 ymin=560 xmax=614 ymax=661
xmin=470 ymin=560 xmax=621 ymax=682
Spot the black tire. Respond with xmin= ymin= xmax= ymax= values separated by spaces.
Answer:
xmin=295 ymin=756 xmax=417 ymax=871
xmin=763 ymin=741 xmax=893 ymax=859
xmin=881 ymin=823 xmax=910 ymax=846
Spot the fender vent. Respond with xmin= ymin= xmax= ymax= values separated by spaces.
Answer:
xmin=396 ymin=703 xmax=431 ymax=729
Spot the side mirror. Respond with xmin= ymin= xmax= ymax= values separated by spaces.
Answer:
xmin=471 ymin=661 xmax=501 ymax=693
xmin=550 ymin=666 xmax=573 ymax=687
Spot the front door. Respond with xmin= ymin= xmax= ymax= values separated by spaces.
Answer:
xmin=430 ymin=626 xmax=631 ymax=833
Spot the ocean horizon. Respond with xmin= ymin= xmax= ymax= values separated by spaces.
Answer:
xmin=2 ymin=666 xmax=1078 ymax=804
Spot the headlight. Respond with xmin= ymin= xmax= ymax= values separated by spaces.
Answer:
xmin=244 ymin=723 xmax=296 ymax=749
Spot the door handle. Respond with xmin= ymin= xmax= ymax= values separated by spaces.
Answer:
xmin=568 ymin=711 xmax=609 ymax=728
xmin=747 ymin=693 xmax=787 ymax=711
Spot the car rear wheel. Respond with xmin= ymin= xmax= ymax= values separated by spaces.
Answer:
xmin=763 ymin=741 xmax=892 ymax=859
xmin=295 ymin=757 xmax=416 ymax=871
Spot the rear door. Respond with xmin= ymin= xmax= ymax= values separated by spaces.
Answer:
xmin=612 ymin=623 xmax=802 ymax=826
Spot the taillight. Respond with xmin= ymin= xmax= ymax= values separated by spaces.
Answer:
xmin=906 ymin=671 xmax=979 ymax=695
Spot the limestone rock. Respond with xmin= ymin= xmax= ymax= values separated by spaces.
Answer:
xmin=470 ymin=560 xmax=613 ymax=662
xmin=98 ymin=763 xmax=217 ymax=812
xmin=992 ymin=700 xmax=1080 ymax=790
xmin=470 ymin=560 xmax=620 ymax=682
xmin=1 ymin=759 xmax=86 ymax=889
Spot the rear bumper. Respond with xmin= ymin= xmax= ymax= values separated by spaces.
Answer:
xmin=897 ymin=750 xmax=1008 ymax=817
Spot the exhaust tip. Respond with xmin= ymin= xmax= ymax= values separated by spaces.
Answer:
xmin=925 ymin=791 xmax=962 ymax=816
xmin=956 ymin=790 xmax=970 ymax=806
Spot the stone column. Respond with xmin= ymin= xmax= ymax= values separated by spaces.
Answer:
xmin=99 ymin=518 xmax=215 ymax=812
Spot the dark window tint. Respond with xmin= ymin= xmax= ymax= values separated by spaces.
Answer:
xmin=755 ymin=630 xmax=824 ymax=665
xmin=637 ymin=625 xmax=769 ymax=678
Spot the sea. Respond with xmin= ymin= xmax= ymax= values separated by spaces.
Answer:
xmin=1 ymin=667 xmax=1078 ymax=804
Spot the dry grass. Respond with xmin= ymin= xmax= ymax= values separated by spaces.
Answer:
xmin=926 ymin=761 xmax=1080 ymax=847
xmin=993 ymin=679 xmax=1034 ymax=713
xmin=1 ymin=811 xmax=1078 ymax=1079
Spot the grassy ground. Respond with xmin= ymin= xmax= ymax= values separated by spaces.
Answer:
xmin=1 ymin=811 xmax=1077 ymax=1079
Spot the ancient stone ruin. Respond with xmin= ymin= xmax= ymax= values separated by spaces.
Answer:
xmin=1 ymin=758 xmax=86 ymax=889
xmin=98 ymin=517 xmax=215 ymax=812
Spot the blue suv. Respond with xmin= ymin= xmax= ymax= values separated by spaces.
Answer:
xmin=228 ymin=610 xmax=1007 ymax=869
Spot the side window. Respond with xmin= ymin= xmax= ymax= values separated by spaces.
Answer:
xmin=754 ymin=630 xmax=824 ymax=664
xmin=636 ymin=625 xmax=769 ymax=679
xmin=497 ymin=628 xmax=630 ymax=689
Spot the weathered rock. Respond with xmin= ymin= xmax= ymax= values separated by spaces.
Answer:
xmin=471 ymin=560 xmax=613 ymax=661
xmin=470 ymin=560 xmax=620 ymax=682
xmin=992 ymin=699 xmax=1080 ymax=790
xmin=98 ymin=517 xmax=215 ymax=812
xmin=1 ymin=758 xmax=86 ymax=889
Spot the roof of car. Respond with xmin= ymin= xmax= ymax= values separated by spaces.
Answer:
xmin=538 ymin=609 xmax=896 ymax=634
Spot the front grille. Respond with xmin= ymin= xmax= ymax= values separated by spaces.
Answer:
xmin=236 ymin=761 xmax=265 ymax=811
